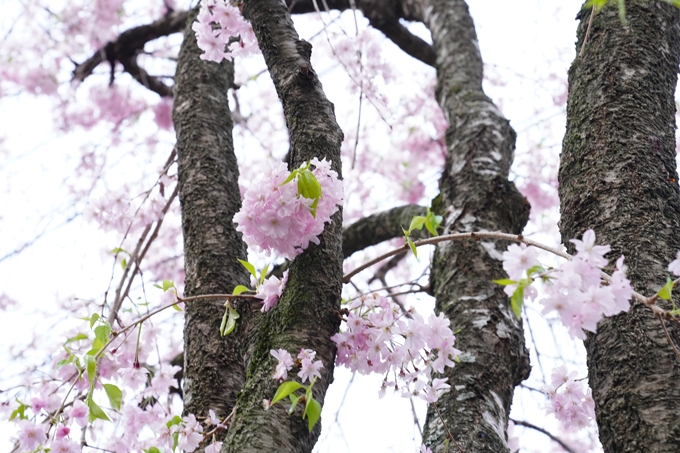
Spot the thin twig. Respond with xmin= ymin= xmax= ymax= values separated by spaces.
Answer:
xmin=579 ymin=6 xmax=596 ymax=58
xmin=432 ymin=402 xmax=464 ymax=453
xmin=657 ymin=314 xmax=680 ymax=362
xmin=511 ymin=419 xmax=576 ymax=453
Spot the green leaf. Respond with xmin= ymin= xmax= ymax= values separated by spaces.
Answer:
xmin=162 ymin=279 xmax=174 ymax=292
xmin=84 ymin=354 xmax=97 ymax=386
xmin=87 ymin=395 xmax=110 ymax=422
xmin=669 ymin=308 xmax=680 ymax=316
xmin=146 ymin=448 xmax=161 ymax=453
xmin=405 ymin=235 xmax=417 ymax=259
xmin=281 ymin=169 xmax=298 ymax=186
xmin=493 ymin=279 xmax=517 ymax=286
xmin=166 ymin=415 xmax=182 ymax=428
xmin=238 ymin=259 xmax=257 ymax=280
xmin=94 ymin=323 xmax=111 ymax=343
xmin=171 ymin=303 xmax=182 ymax=312
xmin=120 ymin=258 xmax=127 ymax=270
xmin=233 ymin=285 xmax=250 ymax=296
xmin=110 ymin=247 xmax=128 ymax=255
xmin=303 ymin=396 xmax=322 ymax=432
xmin=584 ymin=0 xmax=609 ymax=11
xmin=89 ymin=313 xmax=100 ymax=329
xmin=103 ymin=383 xmax=123 ymax=411
xmin=260 ymin=264 xmax=270 ymax=285
xmin=288 ymin=393 xmax=301 ymax=414
xmin=297 ymin=169 xmax=322 ymax=201
xmin=510 ymin=286 xmax=524 ymax=320
xmin=658 ymin=277 xmax=674 ymax=301
xmin=9 ymin=401 xmax=26 ymax=421
xmin=408 ymin=216 xmax=426 ymax=234
xmin=65 ymin=333 xmax=89 ymax=345
xmin=424 ymin=210 xmax=442 ymax=237
xmin=272 ymin=381 xmax=304 ymax=405
xmin=220 ymin=307 xmax=240 ymax=336
xmin=526 ymin=265 xmax=546 ymax=277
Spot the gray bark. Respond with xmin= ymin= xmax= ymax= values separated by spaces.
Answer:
xmin=408 ymin=1 xmax=531 ymax=452
xmin=222 ymin=1 xmax=344 ymax=452
xmin=173 ymin=8 xmax=250 ymax=425
xmin=559 ymin=2 xmax=680 ymax=452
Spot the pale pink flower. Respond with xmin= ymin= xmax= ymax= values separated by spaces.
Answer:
xmin=178 ymin=414 xmax=203 ymax=452
xmin=256 ymin=270 xmax=289 ymax=312
xmin=16 ymin=420 xmax=46 ymax=451
xmin=502 ymin=243 xmax=540 ymax=280
xmin=570 ymin=229 xmax=610 ymax=267
xmin=270 ymin=348 xmax=294 ymax=380
xmin=668 ymin=251 xmax=680 ymax=276
xmin=50 ymin=438 xmax=81 ymax=453
xmin=67 ymin=399 xmax=89 ymax=427
xmin=205 ymin=441 xmax=223 ymax=453
xmin=298 ymin=358 xmax=323 ymax=383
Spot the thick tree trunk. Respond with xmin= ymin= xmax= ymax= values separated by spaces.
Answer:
xmin=222 ymin=1 xmax=344 ymax=452
xmin=411 ymin=1 xmax=531 ymax=451
xmin=559 ymin=2 xmax=680 ymax=452
xmin=173 ymin=8 xmax=250 ymax=423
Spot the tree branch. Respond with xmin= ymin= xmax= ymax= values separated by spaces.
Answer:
xmin=342 ymin=204 xmax=427 ymax=257
xmin=510 ymin=419 xmax=576 ymax=453
xmin=72 ymin=10 xmax=189 ymax=96
xmin=287 ymin=0 xmax=435 ymax=67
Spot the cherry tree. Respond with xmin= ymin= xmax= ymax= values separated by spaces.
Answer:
xmin=1 ymin=1 xmax=680 ymax=453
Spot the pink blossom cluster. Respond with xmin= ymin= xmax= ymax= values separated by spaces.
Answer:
xmin=270 ymin=348 xmax=324 ymax=383
xmin=502 ymin=230 xmax=633 ymax=339
xmin=543 ymin=365 xmax=595 ymax=430
xmin=234 ymin=158 xmax=343 ymax=259
xmin=256 ymin=270 xmax=289 ymax=312
xmin=192 ymin=0 xmax=259 ymax=63
xmin=330 ymin=293 xmax=460 ymax=403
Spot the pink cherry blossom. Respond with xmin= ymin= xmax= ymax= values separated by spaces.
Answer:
xmin=570 ymin=229 xmax=610 ymax=267
xmin=16 ymin=420 xmax=47 ymax=451
xmin=270 ymin=348 xmax=294 ymax=380
xmin=502 ymin=243 xmax=540 ymax=280
xmin=298 ymin=358 xmax=324 ymax=383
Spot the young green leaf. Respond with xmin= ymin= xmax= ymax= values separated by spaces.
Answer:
xmin=220 ymin=307 xmax=240 ymax=336
xmin=146 ymin=447 xmax=161 ymax=453
xmin=94 ymin=323 xmax=111 ymax=343
xmin=288 ymin=393 xmax=301 ymax=414
xmin=9 ymin=401 xmax=26 ymax=421
xmin=232 ymin=285 xmax=250 ymax=296
xmin=405 ymin=235 xmax=418 ymax=259
xmin=171 ymin=303 xmax=182 ymax=312
xmin=259 ymin=264 xmax=270 ymax=285
xmin=84 ymin=354 xmax=97 ymax=386
xmin=120 ymin=258 xmax=127 ymax=270
xmin=238 ymin=259 xmax=258 ymax=280
xmin=408 ymin=216 xmax=426 ymax=234
xmin=89 ymin=313 xmax=100 ymax=329
xmin=110 ymin=247 xmax=128 ymax=255
xmin=297 ymin=169 xmax=322 ymax=201
xmin=493 ymin=279 xmax=517 ymax=286
xmin=510 ymin=286 xmax=524 ymax=320
xmin=303 ymin=396 xmax=322 ymax=432
xmin=281 ymin=169 xmax=298 ymax=186
xmin=526 ymin=265 xmax=546 ymax=277
xmin=658 ymin=277 xmax=674 ymax=301
xmin=103 ymin=383 xmax=123 ymax=411
xmin=64 ymin=333 xmax=89 ymax=345
xmin=86 ymin=396 xmax=110 ymax=422
xmin=272 ymin=381 xmax=304 ymax=405
xmin=166 ymin=415 xmax=182 ymax=428
xmin=162 ymin=279 xmax=174 ymax=292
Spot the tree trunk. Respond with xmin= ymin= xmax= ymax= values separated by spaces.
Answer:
xmin=412 ymin=0 xmax=531 ymax=451
xmin=222 ymin=1 xmax=344 ymax=452
xmin=173 ymin=7 xmax=250 ymax=423
xmin=559 ymin=2 xmax=680 ymax=452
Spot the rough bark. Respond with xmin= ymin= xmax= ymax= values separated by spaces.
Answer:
xmin=559 ymin=2 xmax=680 ymax=452
xmin=221 ymin=1 xmax=344 ymax=452
xmin=173 ymin=8 xmax=250 ymax=423
xmin=410 ymin=1 xmax=531 ymax=451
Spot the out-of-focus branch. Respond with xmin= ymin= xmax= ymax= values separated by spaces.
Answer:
xmin=510 ymin=419 xmax=577 ymax=453
xmin=342 ymin=204 xmax=427 ymax=257
xmin=72 ymin=10 xmax=189 ymax=97
xmin=287 ymin=0 xmax=436 ymax=67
